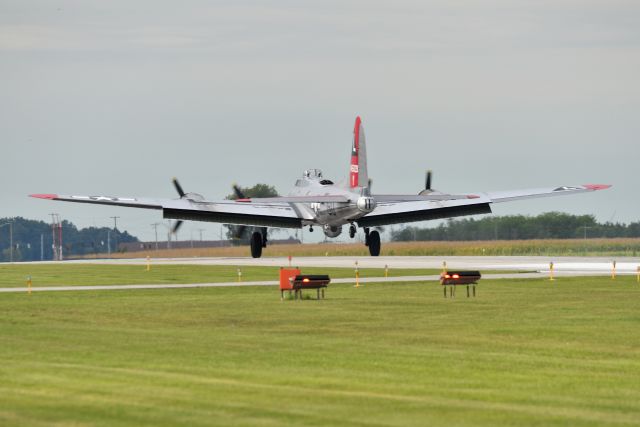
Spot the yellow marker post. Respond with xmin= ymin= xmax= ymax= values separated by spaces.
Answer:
xmin=549 ymin=262 xmax=555 ymax=281
xmin=26 ymin=275 xmax=32 ymax=295
xmin=354 ymin=260 xmax=360 ymax=288
xmin=637 ymin=266 xmax=639 ymax=284
xmin=146 ymin=255 xmax=151 ymax=272
xmin=611 ymin=261 xmax=617 ymax=280
xmin=237 ymin=267 xmax=242 ymax=283
xmin=442 ymin=261 xmax=447 ymax=274
xmin=384 ymin=264 xmax=389 ymax=278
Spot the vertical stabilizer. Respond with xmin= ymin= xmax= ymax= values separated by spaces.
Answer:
xmin=350 ymin=116 xmax=368 ymax=188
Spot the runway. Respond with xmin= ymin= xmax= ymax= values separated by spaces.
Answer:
xmin=3 ymin=255 xmax=637 ymax=293
xmin=39 ymin=255 xmax=640 ymax=274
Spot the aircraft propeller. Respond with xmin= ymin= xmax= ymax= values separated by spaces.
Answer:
xmin=172 ymin=177 xmax=186 ymax=198
xmin=231 ymin=184 xmax=247 ymax=239
xmin=170 ymin=177 xmax=186 ymax=233
xmin=425 ymin=170 xmax=433 ymax=192
xmin=232 ymin=183 xmax=246 ymax=200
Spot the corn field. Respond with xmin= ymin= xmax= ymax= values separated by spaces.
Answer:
xmin=82 ymin=238 xmax=640 ymax=259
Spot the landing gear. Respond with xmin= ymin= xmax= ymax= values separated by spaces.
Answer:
xmin=349 ymin=224 xmax=356 ymax=239
xmin=261 ymin=227 xmax=268 ymax=248
xmin=309 ymin=226 xmax=314 ymax=232
xmin=368 ymin=230 xmax=380 ymax=256
xmin=250 ymin=231 xmax=263 ymax=258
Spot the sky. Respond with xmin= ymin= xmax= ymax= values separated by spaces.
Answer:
xmin=1 ymin=0 xmax=639 ymax=244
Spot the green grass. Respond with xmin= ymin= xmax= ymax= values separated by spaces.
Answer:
xmin=0 ymin=264 xmax=520 ymax=288
xmin=0 ymin=275 xmax=639 ymax=426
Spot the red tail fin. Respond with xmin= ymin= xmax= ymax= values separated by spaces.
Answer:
xmin=350 ymin=116 xmax=362 ymax=188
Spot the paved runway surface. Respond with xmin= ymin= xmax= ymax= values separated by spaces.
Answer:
xmin=32 ymin=255 xmax=640 ymax=273
xmin=2 ymin=255 xmax=637 ymax=293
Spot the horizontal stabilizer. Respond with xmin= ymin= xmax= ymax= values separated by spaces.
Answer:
xmin=234 ymin=195 xmax=350 ymax=203
xmin=373 ymin=194 xmax=480 ymax=203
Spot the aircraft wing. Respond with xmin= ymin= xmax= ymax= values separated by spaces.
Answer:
xmin=357 ymin=196 xmax=493 ymax=227
xmin=484 ymin=184 xmax=611 ymax=203
xmin=357 ymin=184 xmax=610 ymax=227
xmin=30 ymin=194 xmax=307 ymax=228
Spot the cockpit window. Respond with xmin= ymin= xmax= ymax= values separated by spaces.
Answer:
xmin=304 ymin=169 xmax=323 ymax=178
xmin=319 ymin=179 xmax=334 ymax=185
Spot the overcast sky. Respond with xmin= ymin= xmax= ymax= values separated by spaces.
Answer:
xmin=1 ymin=1 xmax=638 ymax=243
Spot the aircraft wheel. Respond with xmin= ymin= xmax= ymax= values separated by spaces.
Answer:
xmin=368 ymin=230 xmax=380 ymax=256
xmin=250 ymin=232 xmax=263 ymax=258
xmin=349 ymin=224 xmax=356 ymax=238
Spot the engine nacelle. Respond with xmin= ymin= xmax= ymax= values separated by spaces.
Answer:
xmin=356 ymin=196 xmax=377 ymax=213
xmin=185 ymin=192 xmax=205 ymax=202
xmin=323 ymin=224 xmax=342 ymax=238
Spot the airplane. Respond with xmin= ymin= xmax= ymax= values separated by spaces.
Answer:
xmin=30 ymin=116 xmax=611 ymax=258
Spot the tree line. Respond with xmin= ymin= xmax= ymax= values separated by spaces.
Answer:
xmin=391 ymin=212 xmax=640 ymax=242
xmin=0 ymin=217 xmax=139 ymax=262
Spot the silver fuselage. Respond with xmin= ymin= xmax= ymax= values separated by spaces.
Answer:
xmin=287 ymin=169 xmax=372 ymax=237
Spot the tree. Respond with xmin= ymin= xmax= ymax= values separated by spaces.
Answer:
xmin=390 ymin=212 xmax=640 ymax=242
xmin=224 ymin=184 xmax=279 ymax=243
xmin=0 ymin=217 xmax=139 ymax=262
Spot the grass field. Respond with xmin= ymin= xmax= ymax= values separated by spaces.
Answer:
xmin=0 ymin=264 xmax=456 ymax=288
xmin=1 ymin=273 xmax=639 ymax=426
xmin=91 ymin=238 xmax=640 ymax=259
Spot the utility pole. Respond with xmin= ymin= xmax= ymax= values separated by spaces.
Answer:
xmin=151 ymin=223 xmax=160 ymax=251
xmin=110 ymin=216 xmax=120 ymax=254
xmin=40 ymin=234 xmax=44 ymax=261
xmin=50 ymin=214 xmax=57 ymax=260
xmin=49 ymin=213 xmax=62 ymax=261
xmin=59 ymin=219 xmax=62 ymax=260
xmin=198 ymin=228 xmax=205 ymax=242
xmin=165 ymin=221 xmax=172 ymax=249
